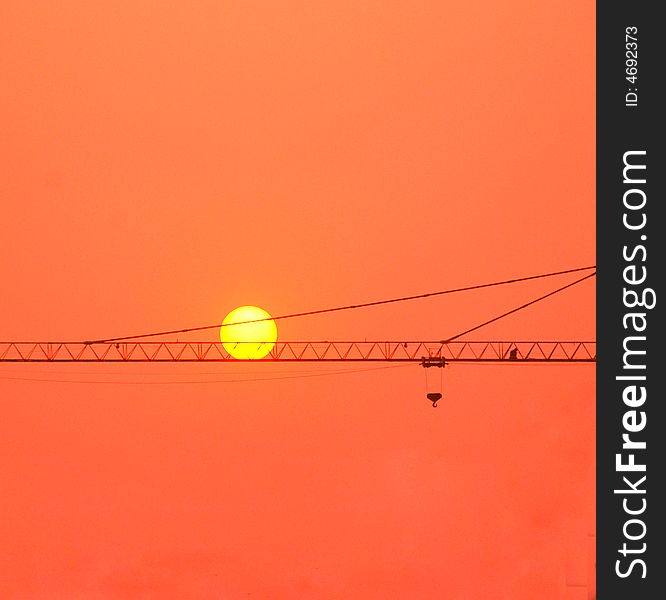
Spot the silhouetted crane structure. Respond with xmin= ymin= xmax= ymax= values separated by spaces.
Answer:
xmin=0 ymin=265 xmax=596 ymax=407
xmin=0 ymin=340 xmax=595 ymax=364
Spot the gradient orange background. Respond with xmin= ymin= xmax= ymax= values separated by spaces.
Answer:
xmin=1 ymin=1 xmax=595 ymax=598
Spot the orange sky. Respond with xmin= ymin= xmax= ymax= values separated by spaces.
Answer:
xmin=1 ymin=1 xmax=595 ymax=598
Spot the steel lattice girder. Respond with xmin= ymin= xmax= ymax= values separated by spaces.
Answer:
xmin=0 ymin=341 xmax=596 ymax=362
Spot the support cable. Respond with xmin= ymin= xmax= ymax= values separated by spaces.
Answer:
xmin=442 ymin=271 xmax=596 ymax=343
xmin=89 ymin=265 xmax=595 ymax=344
xmin=0 ymin=363 xmax=413 ymax=385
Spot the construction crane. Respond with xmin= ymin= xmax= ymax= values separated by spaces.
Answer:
xmin=0 ymin=340 xmax=595 ymax=407
xmin=0 ymin=340 xmax=595 ymax=364
xmin=0 ymin=266 xmax=596 ymax=406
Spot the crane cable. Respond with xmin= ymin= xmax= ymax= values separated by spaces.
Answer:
xmin=89 ymin=265 xmax=595 ymax=344
xmin=0 ymin=363 xmax=413 ymax=385
xmin=442 ymin=271 xmax=596 ymax=342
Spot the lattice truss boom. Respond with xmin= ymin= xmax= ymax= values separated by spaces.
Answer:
xmin=0 ymin=341 xmax=596 ymax=363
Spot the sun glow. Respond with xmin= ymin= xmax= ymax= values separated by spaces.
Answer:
xmin=220 ymin=306 xmax=278 ymax=360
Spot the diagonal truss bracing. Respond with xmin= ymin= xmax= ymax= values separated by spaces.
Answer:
xmin=0 ymin=341 xmax=596 ymax=363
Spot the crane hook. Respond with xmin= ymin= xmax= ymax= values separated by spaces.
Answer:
xmin=422 ymin=353 xmax=445 ymax=408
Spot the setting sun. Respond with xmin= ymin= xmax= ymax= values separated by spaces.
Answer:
xmin=220 ymin=306 xmax=278 ymax=360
